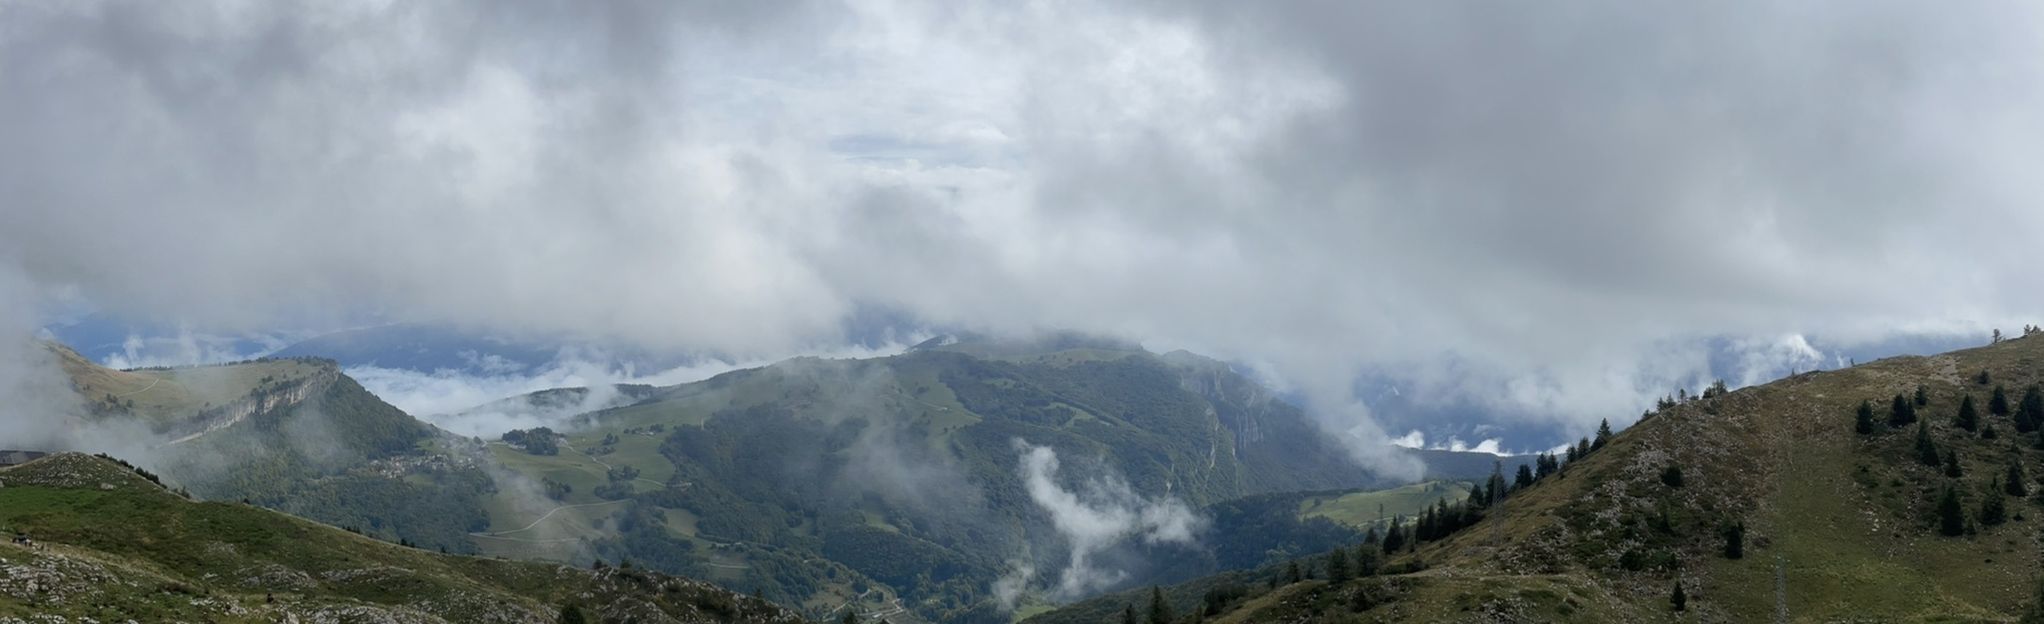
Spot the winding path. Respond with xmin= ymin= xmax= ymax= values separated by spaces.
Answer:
xmin=472 ymin=499 xmax=628 ymax=537
xmin=115 ymin=376 xmax=164 ymax=397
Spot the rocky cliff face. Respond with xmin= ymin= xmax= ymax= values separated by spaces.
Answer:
xmin=165 ymin=365 xmax=338 ymax=445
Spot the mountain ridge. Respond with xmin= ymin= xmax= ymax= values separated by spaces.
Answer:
xmin=1029 ymin=334 xmax=2044 ymax=622
xmin=0 ymin=452 xmax=802 ymax=623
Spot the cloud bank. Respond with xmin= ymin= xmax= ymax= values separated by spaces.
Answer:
xmin=1012 ymin=441 xmax=1202 ymax=600
xmin=5 ymin=1 xmax=2043 ymax=453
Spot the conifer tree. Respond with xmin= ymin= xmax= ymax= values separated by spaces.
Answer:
xmin=1916 ymin=422 xmax=1942 ymax=467
xmin=1721 ymin=521 xmax=1745 ymax=559
xmin=2018 ymin=385 xmax=2044 ymax=433
xmin=1981 ymin=479 xmax=2009 ymax=527
xmin=1856 ymin=400 xmax=1877 ymax=434
xmin=1915 ymin=384 xmax=1930 ymax=407
xmin=1957 ymin=395 xmax=1980 ymax=432
xmin=1576 ymin=437 xmax=1592 ymax=460
xmin=1515 ymin=464 xmax=1535 ymax=490
xmin=1355 ymin=543 xmax=1381 ymax=577
xmin=1148 ymin=586 xmax=1174 ymax=624
xmin=1661 ymin=465 xmax=1685 ymax=488
xmin=1327 ymin=548 xmax=1351 ymax=583
xmin=1671 ymin=580 xmax=1688 ymax=612
xmin=1891 ymin=394 xmax=1917 ymax=427
xmin=2009 ymin=460 xmax=2031 ymax=498
xmin=1938 ymin=486 xmax=1967 ymax=536
xmin=1592 ymin=419 xmax=1613 ymax=451
xmin=1286 ymin=560 xmax=1302 ymax=584
xmin=843 ymin=611 xmax=860 ymax=624
xmin=1121 ymin=604 xmax=1138 ymax=624
xmin=1978 ymin=369 xmax=1993 ymax=385
xmin=560 ymin=605 xmax=588 ymax=624
xmin=1565 ymin=443 xmax=1580 ymax=463
xmin=1992 ymin=385 xmax=2012 ymax=417
xmin=1945 ymin=449 xmax=1964 ymax=478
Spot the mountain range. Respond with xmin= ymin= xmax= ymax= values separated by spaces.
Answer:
xmin=24 ymin=334 xmax=1526 ymax=622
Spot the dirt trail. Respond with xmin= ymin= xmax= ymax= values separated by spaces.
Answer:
xmin=473 ymin=499 xmax=628 ymax=537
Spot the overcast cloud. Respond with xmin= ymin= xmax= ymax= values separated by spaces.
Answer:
xmin=4 ymin=1 xmax=2042 ymax=451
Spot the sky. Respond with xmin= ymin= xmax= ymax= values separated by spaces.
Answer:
xmin=4 ymin=0 xmax=2043 ymax=458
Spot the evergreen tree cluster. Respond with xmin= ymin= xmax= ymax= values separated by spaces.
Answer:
xmin=1890 ymin=394 xmax=1918 ymax=427
xmin=2017 ymin=385 xmax=2044 ymax=433
xmin=500 ymin=427 xmax=560 ymax=455
xmin=1858 ymin=379 xmax=2044 ymax=541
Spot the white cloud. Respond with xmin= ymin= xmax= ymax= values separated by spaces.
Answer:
xmin=1014 ymin=441 xmax=1203 ymax=600
xmin=3 ymin=0 xmax=2043 ymax=459
xmin=1433 ymin=438 xmax=1504 ymax=457
xmin=353 ymin=339 xmax=921 ymax=437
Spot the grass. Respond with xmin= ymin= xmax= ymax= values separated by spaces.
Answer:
xmin=0 ymin=453 xmax=796 ymax=622
xmin=1299 ymin=480 xmax=1473 ymax=530
xmin=1035 ymin=334 xmax=2044 ymax=623
xmin=52 ymin=341 xmax=325 ymax=428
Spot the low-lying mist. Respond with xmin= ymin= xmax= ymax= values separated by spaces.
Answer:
xmin=1009 ymin=440 xmax=1204 ymax=602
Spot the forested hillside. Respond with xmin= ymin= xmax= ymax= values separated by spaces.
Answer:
xmin=462 ymin=338 xmax=1496 ymax=622
xmin=1031 ymin=334 xmax=2044 ymax=623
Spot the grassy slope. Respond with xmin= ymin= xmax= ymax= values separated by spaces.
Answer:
xmin=51 ymin=342 xmax=324 ymax=428
xmin=0 ymin=453 xmax=801 ymax=623
xmin=1036 ymin=334 xmax=2044 ymax=623
xmin=1299 ymin=480 xmax=1473 ymax=531
xmin=49 ymin=343 xmax=505 ymax=554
